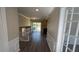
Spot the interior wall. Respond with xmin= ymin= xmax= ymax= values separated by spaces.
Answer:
xmin=0 ymin=8 xmax=9 ymax=51
xmin=47 ymin=8 xmax=60 ymax=52
xmin=6 ymin=7 xmax=19 ymax=51
xmin=0 ymin=7 xmax=19 ymax=52
xmin=6 ymin=7 xmax=19 ymax=41
xmin=19 ymin=15 xmax=31 ymax=27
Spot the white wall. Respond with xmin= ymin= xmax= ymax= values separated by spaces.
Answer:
xmin=6 ymin=8 xmax=19 ymax=41
xmin=47 ymin=8 xmax=60 ymax=52
xmin=5 ymin=7 xmax=19 ymax=51
xmin=0 ymin=7 xmax=19 ymax=52
xmin=19 ymin=15 xmax=31 ymax=27
xmin=0 ymin=8 xmax=9 ymax=51
xmin=9 ymin=37 xmax=19 ymax=52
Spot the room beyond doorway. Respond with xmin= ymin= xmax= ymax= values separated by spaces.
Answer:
xmin=32 ymin=22 xmax=41 ymax=32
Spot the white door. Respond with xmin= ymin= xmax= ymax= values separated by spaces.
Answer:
xmin=62 ymin=7 xmax=79 ymax=52
xmin=0 ymin=8 xmax=9 ymax=51
xmin=0 ymin=8 xmax=4 ymax=51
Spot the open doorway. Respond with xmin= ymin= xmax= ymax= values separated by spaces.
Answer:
xmin=32 ymin=22 xmax=41 ymax=32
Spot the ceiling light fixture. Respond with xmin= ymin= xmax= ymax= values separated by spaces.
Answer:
xmin=35 ymin=8 xmax=39 ymax=11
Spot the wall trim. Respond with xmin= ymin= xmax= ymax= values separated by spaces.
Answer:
xmin=56 ymin=8 xmax=66 ymax=52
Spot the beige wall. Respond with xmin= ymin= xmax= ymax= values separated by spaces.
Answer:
xmin=6 ymin=7 xmax=19 ymax=41
xmin=47 ymin=8 xmax=60 ymax=51
xmin=19 ymin=15 xmax=31 ymax=27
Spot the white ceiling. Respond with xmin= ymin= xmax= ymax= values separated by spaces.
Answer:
xmin=18 ymin=7 xmax=54 ymax=19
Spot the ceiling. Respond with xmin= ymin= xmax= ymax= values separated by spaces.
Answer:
xmin=18 ymin=7 xmax=54 ymax=19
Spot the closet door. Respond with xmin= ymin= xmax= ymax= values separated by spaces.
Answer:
xmin=62 ymin=7 xmax=79 ymax=52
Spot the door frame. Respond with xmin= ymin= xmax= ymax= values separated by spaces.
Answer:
xmin=0 ymin=8 xmax=9 ymax=51
xmin=56 ymin=8 xmax=66 ymax=52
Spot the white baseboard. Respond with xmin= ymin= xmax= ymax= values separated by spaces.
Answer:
xmin=9 ymin=37 xmax=20 ymax=52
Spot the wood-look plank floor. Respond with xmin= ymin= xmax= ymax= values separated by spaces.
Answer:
xmin=19 ymin=31 xmax=50 ymax=52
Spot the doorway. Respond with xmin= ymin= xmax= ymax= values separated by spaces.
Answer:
xmin=32 ymin=22 xmax=41 ymax=32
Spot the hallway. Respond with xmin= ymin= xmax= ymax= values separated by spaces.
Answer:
xmin=19 ymin=31 xmax=50 ymax=52
xmin=0 ymin=7 xmax=60 ymax=52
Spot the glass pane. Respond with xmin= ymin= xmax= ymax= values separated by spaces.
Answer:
xmin=68 ymin=36 xmax=75 ymax=50
xmin=63 ymin=34 xmax=68 ymax=52
xmin=74 ymin=7 xmax=79 ymax=13
xmin=67 ymin=49 xmax=71 ymax=52
xmin=70 ymin=22 xmax=78 ymax=35
xmin=63 ymin=46 xmax=66 ymax=52
xmin=78 ymin=30 xmax=79 ymax=37
xmin=75 ymin=38 xmax=79 ymax=52
xmin=72 ymin=14 xmax=79 ymax=21
xmin=65 ymin=23 xmax=70 ymax=34
xmin=67 ymin=14 xmax=71 ymax=21
xmin=67 ymin=7 xmax=72 ymax=13
xmin=63 ymin=34 xmax=68 ymax=46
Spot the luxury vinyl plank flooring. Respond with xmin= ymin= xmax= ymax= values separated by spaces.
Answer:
xmin=19 ymin=31 xmax=50 ymax=52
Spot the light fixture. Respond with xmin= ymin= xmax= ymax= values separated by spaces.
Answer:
xmin=35 ymin=8 xmax=39 ymax=11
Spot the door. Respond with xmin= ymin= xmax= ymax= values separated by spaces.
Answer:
xmin=62 ymin=7 xmax=79 ymax=52
xmin=0 ymin=8 xmax=9 ymax=51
